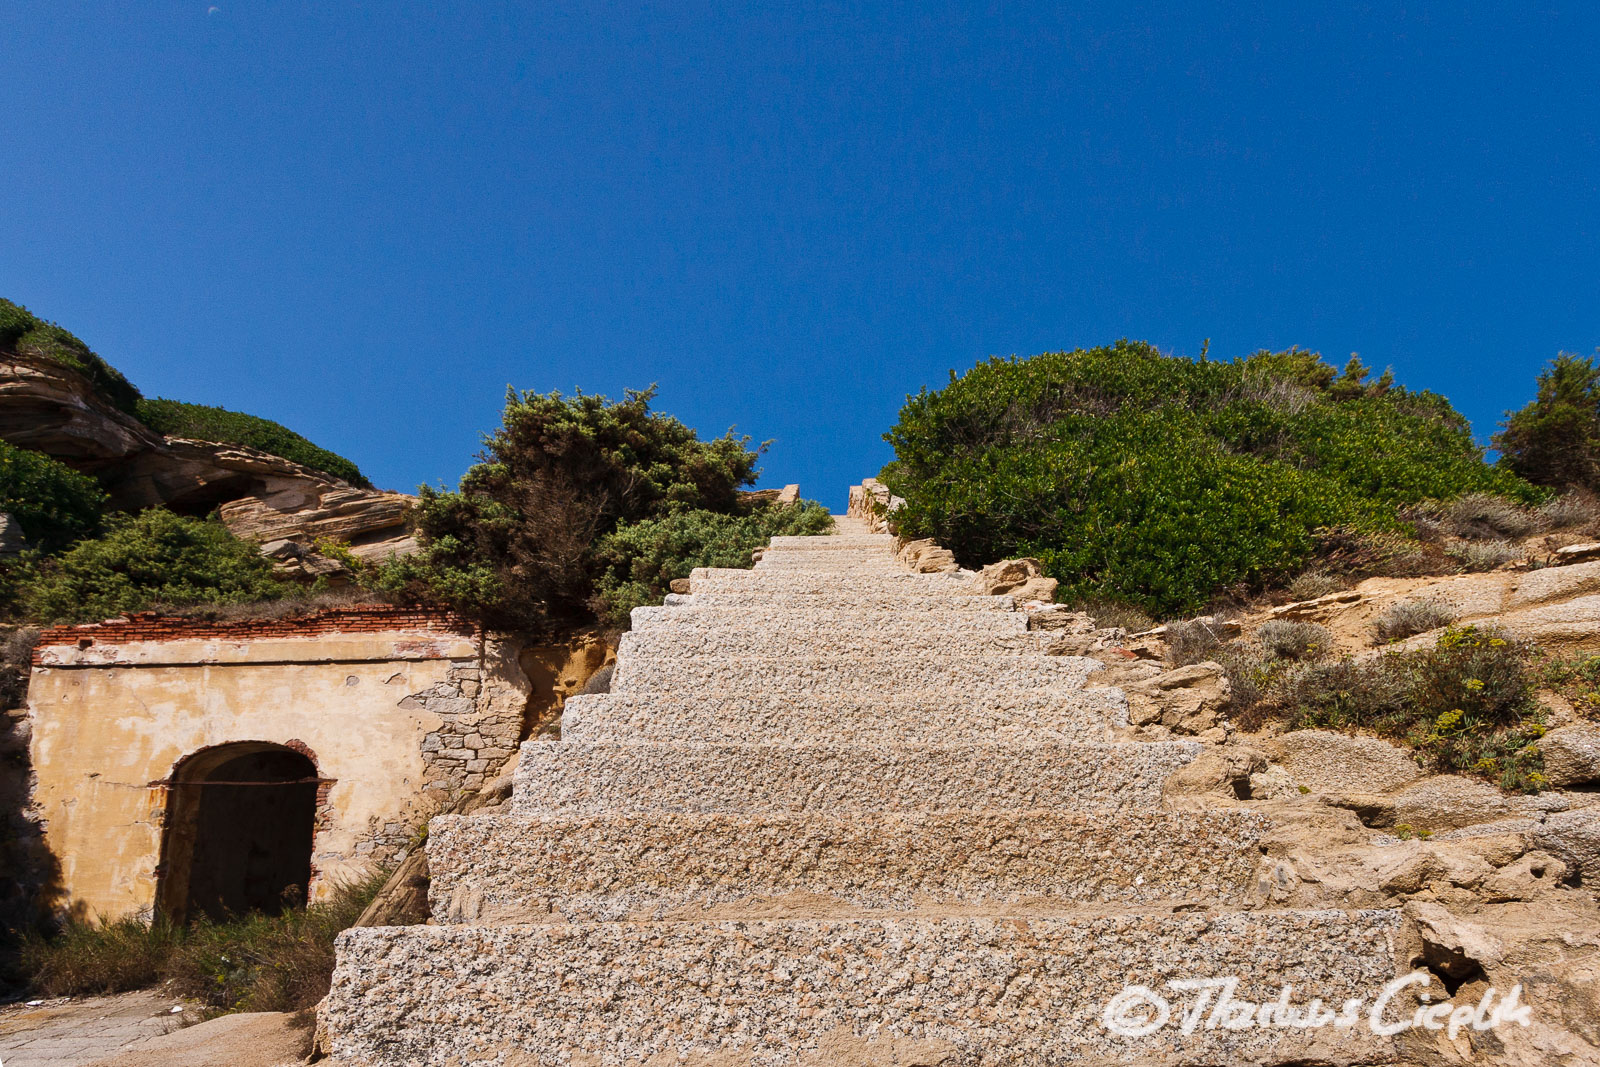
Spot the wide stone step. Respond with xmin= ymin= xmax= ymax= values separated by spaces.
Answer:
xmin=664 ymin=591 xmax=1017 ymax=611
xmin=560 ymin=689 xmax=1126 ymax=744
xmin=662 ymin=591 xmax=1011 ymax=607
xmin=611 ymin=652 xmax=1098 ymax=694
xmin=510 ymin=741 xmax=1197 ymax=816
xmin=427 ymin=809 xmax=1269 ymax=923
xmin=690 ymin=568 xmax=971 ymax=591
xmin=630 ymin=605 xmax=1029 ymax=632
xmin=767 ymin=535 xmax=891 ymax=547
xmin=325 ymin=911 xmax=1401 ymax=1066
xmin=758 ymin=546 xmax=895 ymax=558
xmin=618 ymin=626 xmax=1063 ymax=659
xmin=749 ymin=564 xmax=921 ymax=576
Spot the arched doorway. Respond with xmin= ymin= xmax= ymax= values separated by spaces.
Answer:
xmin=157 ymin=742 xmax=322 ymax=923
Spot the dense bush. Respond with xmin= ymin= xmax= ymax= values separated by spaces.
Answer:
xmin=591 ymin=502 xmax=833 ymax=623
xmin=0 ymin=441 xmax=106 ymax=552
xmin=883 ymin=342 xmax=1538 ymax=615
xmin=1279 ymin=626 xmax=1545 ymax=791
xmin=22 ymin=869 xmax=383 ymax=1012
xmin=1495 ymin=353 xmax=1600 ymax=492
xmin=19 ymin=509 xmax=290 ymax=623
xmin=391 ymin=387 xmax=766 ymax=632
xmin=0 ymin=298 xmax=142 ymax=415
xmin=136 ymin=398 xmax=371 ymax=487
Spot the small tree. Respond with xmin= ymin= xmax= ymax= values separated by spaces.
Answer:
xmin=398 ymin=387 xmax=764 ymax=631
xmin=1495 ymin=353 xmax=1600 ymax=492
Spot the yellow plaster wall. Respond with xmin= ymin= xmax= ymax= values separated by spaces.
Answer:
xmin=27 ymin=635 xmax=476 ymax=921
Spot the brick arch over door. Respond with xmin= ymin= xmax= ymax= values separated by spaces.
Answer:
xmin=156 ymin=741 xmax=331 ymax=923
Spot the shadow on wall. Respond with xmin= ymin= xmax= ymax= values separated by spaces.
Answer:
xmin=1 ymin=627 xmax=65 ymax=993
xmin=156 ymin=742 xmax=324 ymax=926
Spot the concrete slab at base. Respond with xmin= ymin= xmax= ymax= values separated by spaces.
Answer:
xmin=326 ymin=912 xmax=1401 ymax=1067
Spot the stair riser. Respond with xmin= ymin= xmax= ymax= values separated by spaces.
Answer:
xmin=688 ymin=580 xmax=976 ymax=597
xmin=692 ymin=567 xmax=965 ymax=585
xmin=618 ymin=629 xmax=1063 ymax=658
xmin=664 ymin=592 xmax=1016 ymax=611
xmin=326 ymin=913 xmax=1400 ymax=1067
xmin=610 ymin=654 xmax=1099 ymax=694
xmin=509 ymin=741 xmax=1198 ymax=816
xmin=427 ymin=810 xmax=1269 ymax=923
xmin=560 ymin=689 xmax=1127 ymax=744
xmin=766 ymin=536 xmax=890 ymax=546
xmin=630 ymin=605 xmax=1030 ymax=633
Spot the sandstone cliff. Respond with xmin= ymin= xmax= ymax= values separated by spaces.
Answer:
xmin=0 ymin=353 xmax=415 ymax=567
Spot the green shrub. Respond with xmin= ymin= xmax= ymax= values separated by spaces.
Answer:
xmin=135 ymin=398 xmax=371 ymax=487
xmin=399 ymin=387 xmax=766 ymax=632
xmin=0 ymin=441 xmax=106 ymax=551
xmin=1281 ymin=625 xmax=1544 ymax=791
xmin=0 ymin=298 xmax=142 ymax=415
xmin=22 ymin=870 xmax=383 ymax=1012
xmin=591 ymin=502 xmax=833 ymax=624
xmin=1495 ymin=352 xmax=1600 ymax=492
xmin=884 ymin=341 xmax=1537 ymax=616
xmin=19 ymin=509 xmax=290 ymax=623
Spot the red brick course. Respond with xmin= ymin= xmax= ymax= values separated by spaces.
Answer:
xmin=32 ymin=607 xmax=478 ymax=664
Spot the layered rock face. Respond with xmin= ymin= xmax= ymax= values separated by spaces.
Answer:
xmin=323 ymin=511 xmax=1402 ymax=1065
xmin=0 ymin=354 xmax=414 ymax=563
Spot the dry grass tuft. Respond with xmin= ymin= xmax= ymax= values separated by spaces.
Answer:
xmin=1371 ymin=598 xmax=1458 ymax=645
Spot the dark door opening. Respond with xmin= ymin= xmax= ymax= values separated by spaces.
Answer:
xmin=158 ymin=743 xmax=320 ymax=923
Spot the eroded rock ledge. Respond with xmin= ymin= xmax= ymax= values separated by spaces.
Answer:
xmin=0 ymin=353 xmax=416 ymax=566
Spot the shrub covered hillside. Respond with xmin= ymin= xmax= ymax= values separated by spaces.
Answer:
xmin=1 ymin=297 xmax=369 ymax=486
xmin=882 ymin=342 xmax=1538 ymax=616
xmin=136 ymin=398 xmax=371 ymax=486
xmin=0 ymin=298 xmax=142 ymax=415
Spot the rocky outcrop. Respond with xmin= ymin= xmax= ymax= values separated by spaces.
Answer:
xmin=894 ymin=537 xmax=958 ymax=574
xmin=0 ymin=353 xmax=415 ymax=565
xmin=1263 ymin=729 xmax=1427 ymax=795
xmin=1121 ymin=660 xmax=1231 ymax=736
xmin=971 ymin=556 xmax=1059 ymax=602
xmin=1540 ymin=724 xmax=1600 ymax=788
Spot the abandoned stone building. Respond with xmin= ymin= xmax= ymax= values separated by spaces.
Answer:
xmin=22 ymin=607 xmax=609 ymax=924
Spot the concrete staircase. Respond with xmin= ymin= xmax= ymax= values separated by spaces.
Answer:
xmin=324 ymin=515 xmax=1401 ymax=1065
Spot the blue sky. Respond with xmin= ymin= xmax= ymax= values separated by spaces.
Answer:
xmin=3 ymin=3 xmax=1597 ymax=510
